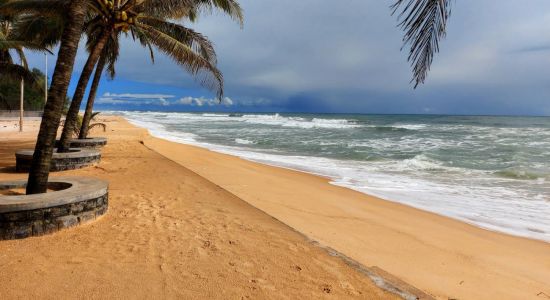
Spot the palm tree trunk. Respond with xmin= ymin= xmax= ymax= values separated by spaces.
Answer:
xmin=79 ymin=53 xmax=107 ymax=139
xmin=19 ymin=78 xmax=23 ymax=132
xmin=58 ymin=29 xmax=111 ymax=152
xmin=26 ymin=0 xmax=88 ymax=194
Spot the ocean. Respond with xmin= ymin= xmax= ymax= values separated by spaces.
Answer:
xmin=113 ymin=111 xmax=550 ymax=242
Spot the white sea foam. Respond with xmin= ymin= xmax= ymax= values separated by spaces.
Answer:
xmin=391 ymin=124 xmax=427 ymax=130
xmin=235 ymin=138 xmax=256 ymax=145
xmin=122 ymin=112 xmax=362 ymax=129
xmin=120 ymin=111 xmax=550 ymax=243
xmin=239 ymin=114 xmax=361 ymax=129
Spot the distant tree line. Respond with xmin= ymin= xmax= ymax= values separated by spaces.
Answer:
xmin=0 ymin=68 xmax=46 ymax=111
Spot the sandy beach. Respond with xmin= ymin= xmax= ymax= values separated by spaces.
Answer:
xmin=0 ymin=117 xmax=400 ymax=299
xmin=1 ymin=116 xmax=550 ymax=299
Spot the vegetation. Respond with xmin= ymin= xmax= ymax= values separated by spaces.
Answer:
xmin=0 ymin=68 xmax=45 ymax=110
xmin=392 ymin=0 xmax=452 ymax=88
xmin=0 ymin=0 xmax=243 ymax=194
xmin=60 ymin=0 xmax=243 ymax=149
xmin=63 ymin=111 xmax=106 ymax=138
xmin=0 ymin=0 xmax=450 ymax=194
xmin=0 ymin=0 xmax=49 ymax=112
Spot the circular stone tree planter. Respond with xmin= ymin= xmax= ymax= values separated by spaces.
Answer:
xmin=56 ymin=137 xmax=107 ymax=149
xmin=0 ymin=177 xmax=108 ymax=240
xmin=16 ymin=148 xmax=101 ymax=172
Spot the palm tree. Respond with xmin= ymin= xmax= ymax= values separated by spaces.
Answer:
xmin=79 ymin=2 xmax=242 ymax=139
xmin=1 ymin=0 xmax=96 ymax=193
xmin=79 ymin=48 xmax=110 ymax=139
xmin=0 ymin=0 xmax=242 ymax=194
xmin=391 ymin=0 xmax=452 ymax=88
xmin=59 ymin=0 xmax=243 ymax=150
xmin=0 ymin=1 xmax=51 ymax=131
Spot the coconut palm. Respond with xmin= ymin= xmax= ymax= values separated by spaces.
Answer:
xmin=0 ymin=0 xmax=242 ymax=193
xmin=0 ymin=2 xmax=52 ymax=131
xmin=0 ymin=3 xmax=44 ymax=83
xmin=79 ymin=2 xmax=243 ymax=139
xmin=1 ymin=0 xmax=104 ymax=193
xmin=79 ymin=47 xmax=110 ymax=139
xmin=58 ymin=0 xmax=243 ymax=151
xmin=391 ymin=0 xmax=452 ymax=88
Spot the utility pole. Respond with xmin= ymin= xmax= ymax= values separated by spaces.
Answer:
xmin=44 ymin=53 xmax=48 ymax=104
xmin=19 ymin=78 xmax=24 ymax=132
xmin=19 ymin=54 xmax=25 ymax=132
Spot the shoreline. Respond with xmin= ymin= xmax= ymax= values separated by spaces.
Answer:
xmin=0 ymin=117 xmax=399 ymax=299
xmin=124 ymin=115 xmax=550 ymax=244
xmin=133 ymin=117 xmax=550 ymax=299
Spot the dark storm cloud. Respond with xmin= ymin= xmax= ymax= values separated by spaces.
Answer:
xmin=27 ymin=0 xmax=550 ymax=115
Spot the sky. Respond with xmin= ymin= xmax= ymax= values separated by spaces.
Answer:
xmin=25 ymin=0 xmax=550 ymax=115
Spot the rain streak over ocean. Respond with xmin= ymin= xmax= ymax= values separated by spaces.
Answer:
xmin=114 ymin=112 xmax=550 ymax=242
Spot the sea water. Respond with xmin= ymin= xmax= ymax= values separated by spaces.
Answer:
xmin=113 ymin=112 xmax=550 ymax=242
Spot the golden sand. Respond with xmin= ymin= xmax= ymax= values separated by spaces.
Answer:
xmin=0 ymin=117 xmax=397 ymax=299
xmin=1 ymin=116 xmax=549 ymax=299
xmin=142 ymin=118 xmax=550 ymax=300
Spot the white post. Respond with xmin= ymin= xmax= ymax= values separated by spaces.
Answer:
xmin=19 ymin=78 xmax=24 ymax=132
xmin=44 ymin=53 xmax=48 ymax=104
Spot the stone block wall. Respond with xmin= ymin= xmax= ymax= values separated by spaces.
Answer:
xmin=15 ymin=152 xmax=101 ymax=172
xmin=0 ymin=194 xmax=108 ymax=240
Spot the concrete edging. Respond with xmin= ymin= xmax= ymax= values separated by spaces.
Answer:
xmin=0 ymin=177 xmax=109 ymax=239
xmin=15 ymin=148 xmax=101 ymax=172
xmin=57 ymin=137 xmax=108 ymax=149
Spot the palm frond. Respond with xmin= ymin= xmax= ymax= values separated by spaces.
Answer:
xmin=12 ymin=14 xmax=64 ymax=48
xmin=129 ymin=25 xmax=156 ymax=64
xmin=138 ymin=22 xmax=223 ymax=99
xmin=133 ymin=0 xmax=196 ymax=18
xmin=104 ymin=33 xmax=120 ymax=79
xmin=392 ymin=0 xmax=452 ymax=88
xmin=196 ymin=0 xmax=243 ymax=26
xmin=135 ymin=0 xmax=243 ymax=26
xmin=0 ymin=0 xmax=70 ymax=17
xmin=0 ymin=62 xmax=41 ymax=87
xmin=139 ymin=16 xmax=216 ymax=64
xmin=14 ymin=47 xmax=27 ymax=68
xmin=88 ymin=122 xmax=106 ymax=132
xmin=0 ymin=40 xmax=52 ymax=53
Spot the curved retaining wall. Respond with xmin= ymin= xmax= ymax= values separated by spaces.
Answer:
xmin=69 ymin=137 xmax=107 ymax=148
xmin=56 ymin=137 xmax=107 ymax=149
xmin=0 ymin=177 xmax=108 ymax=239
xmin=15 ymin=148 xmax=101 ymax=172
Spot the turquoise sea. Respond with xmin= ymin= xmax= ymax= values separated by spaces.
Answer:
xmin=114 ymin=112 xmax=550 ymax=242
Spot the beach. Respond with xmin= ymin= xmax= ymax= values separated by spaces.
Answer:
xmin=1 ymin=116 xmax=549 ymax=299
xmin=0 ymin=117 xmax=399 ymax=299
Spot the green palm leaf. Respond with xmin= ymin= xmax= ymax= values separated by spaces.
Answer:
xmin=0 ymin=62 xmax=41 ymax=87
xmin=392 ymin=0 xmax=452 ymax=88
xmin=138 ymin=22 xmax=223 ymax=99
xmin=139 ymin=16 xmax=216 ymax=64
xmin=0 ymin=0 xmax=71 ymax=17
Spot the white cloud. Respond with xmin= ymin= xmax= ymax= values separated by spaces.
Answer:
xmin=102 ymin=92 xmax=175 ymax=99
xmin=97 ymin=92 xmax=175 ymax=106
xmin=97 ymin=93 xmax=235 ymax=107
xmin=177 ymin=96 xmax=234 ymax=107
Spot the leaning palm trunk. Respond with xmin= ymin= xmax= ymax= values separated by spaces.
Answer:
xmin=58 ymin=29 xmax=111 ymax=152
xmin=26 ymin=0 xmax=88 ymax=194
xmin=79 ymin=53 xmax=106 ymax=139
xmin=19 ymin=78 xmax=23 ymax=132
